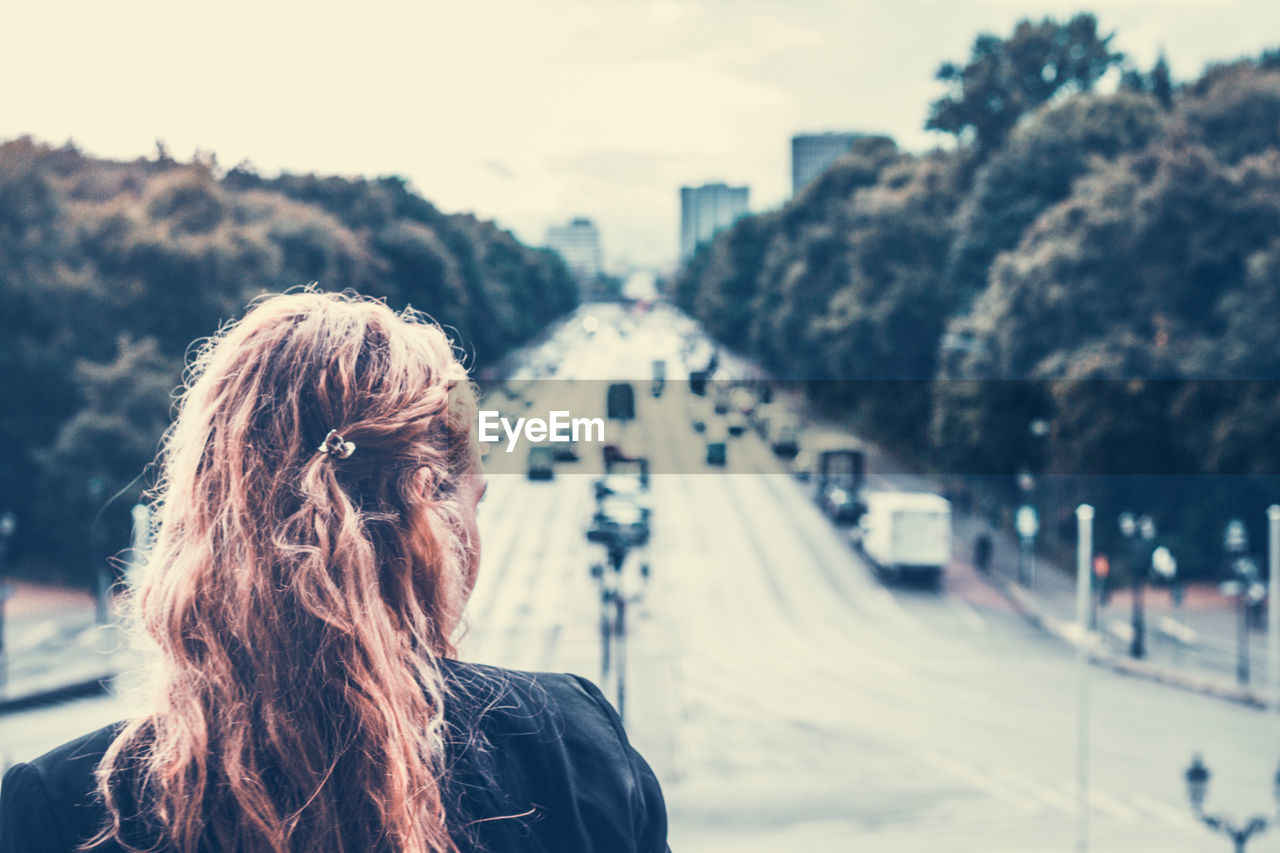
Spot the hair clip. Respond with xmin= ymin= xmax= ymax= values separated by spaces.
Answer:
xmin=318 ymin=429 xmax=356 ymax=459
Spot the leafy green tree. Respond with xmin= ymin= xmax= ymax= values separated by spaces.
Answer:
xmin=145 ymin=167 xmax=227 ymax=234
xmin=687 ymin=212 xmax=777 ymax=351
xmin=0 ymin=137 xmax=578 ymax=580
xmin=35 ymin=336 xmax=178 ymax=581
xmin=952 ymin=139 xmax=1278 ymax=381
xmin=927 ymin=14 xmax=1124 ymax=157
xmin=1152 ymin=54 xmax=1174 ymax=110
xmin=1120 ymin=53 xmax=1175 ymax=110
xmin=945 ymin=91 xmax=1165 ymax=300
xmin=1179 ymin=66 xmax=1280 ymax=164
xmin=742 ymin=137 xmax=901 ymax=370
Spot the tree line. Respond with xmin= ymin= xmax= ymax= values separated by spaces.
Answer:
xmin=0 ymin=141 xmax=577 ymax=581
xmin=673 ymin=15 xmax=1280 ymax=575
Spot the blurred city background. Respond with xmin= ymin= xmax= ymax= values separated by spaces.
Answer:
xmin=3 ymin=2 xmax=1280 ymax=850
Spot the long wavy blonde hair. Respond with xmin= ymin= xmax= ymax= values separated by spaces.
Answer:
xmin=92 ymin=290 xmax=479 ymax=852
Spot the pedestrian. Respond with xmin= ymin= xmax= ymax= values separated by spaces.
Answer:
xmin=0 ymin=291 xmax=668 ymax=853
xmin=1094 ymin=553 xmax=1111 ymax=606
xmin=974 ymin=532 xmax=993 ymax=574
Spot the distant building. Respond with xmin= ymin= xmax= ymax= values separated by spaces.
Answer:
xmin=791 ymin=132 xmax=865 ymax=195
xmin=546 ymin=217 xmax=603 ymax=283
xmin=679 ymin=183 xmax=749 ymax=260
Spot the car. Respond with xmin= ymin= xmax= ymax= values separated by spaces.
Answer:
xmin=526 ymin=446 xmax=555 ymax=480
xmin=768 ymin=417 xmax=801 ymax=458
xmin=595 ymin=473 xmax=649 ymax=503
xmin=726 ymin=411 xmax=748 ymax=437
xmin=706 ymin=441 xmax=727 ymax=465
xmin=705 ymin=423 xmax=728 ymax=466
xmin=651 ymin=359 xmax=667 ymax=397
xmin=818 ymin=486 xmax=865 ymax=525
xmin=750 ymin=401 xmax=778 ymax=436
xmin=858 ymin=491 xmax=952 ymax=586
xmin=789 ymin=450 xmax=813 ymax=481
xmin=812 ymin=446 xmax=867 ymax=524
xmin=602 ymin=449 xmax=650 ymax=483
xmin=586 ymin=495 xmax=651 ymax=549
xmin=688 ymin=399 xmax=710 ymax=433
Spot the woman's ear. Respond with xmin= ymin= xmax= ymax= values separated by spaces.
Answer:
xmin=413 ymin=467 xmax=431 ymax=496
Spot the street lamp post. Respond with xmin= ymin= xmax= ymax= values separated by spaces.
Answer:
xmin=0 ymin=513 xmax=15 ymax=661
xmin=1119 ymin=512 xmax=1153 ymax=659
xmin=1268 ymin=506 xmax=1280 ymax=768
xmin=1074 ymin=504 xmax=1095 ymax=853
xmin=87 ymin=477 xmax=109 ymax=625
xmin=1016 ymin=501 xmax=1039 ymax=587
xmin=1183 ymin=754 xmax=1280 ymax=852
xmin=1136 ymin=515 xmax=1155 ymax=659
xmin=1152 ymin=546 xmax=1177 ymax=595
xmin=1151 ymin=545 xmax=1179 ymax=662
xmin=1225 ymin=518 xmax=1252 ymax=686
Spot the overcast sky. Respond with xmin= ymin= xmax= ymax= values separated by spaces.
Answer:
xmin=3 ymin=1 xmax=1276 ymax=270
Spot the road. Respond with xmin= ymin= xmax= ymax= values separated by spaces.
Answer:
xmin=3 ymin=303 xmax=1276 ymax=852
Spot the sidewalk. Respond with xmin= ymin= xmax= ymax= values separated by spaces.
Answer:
xmin=952 ymin=512 xmax=1275 ymax=708
xmin=0 ymin=581 xmax=126 ymax=712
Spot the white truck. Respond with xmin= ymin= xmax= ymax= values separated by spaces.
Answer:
xmin=857 ymin=491 xmax=952 ymax=585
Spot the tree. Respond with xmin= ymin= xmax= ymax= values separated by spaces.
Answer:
xmin=927 ymin=14 xmax=1124 ymax=157
xmin=1120 ymin=52 xmax=1175 ymax=110
xmin=944 ymin=91 xmax=1165 ymax=299
xmin=1179 ymin=66 xmax=1280 ymax=164
xmin=0 ymin=139 xmax=580 ymax=580
xmin=36 ymin=336 xmax=178 ymax=582
xmin=1152 ymin=53 xmax=1174 ymax=110
xmin=687 ymin=212 xmax=775 ymax=350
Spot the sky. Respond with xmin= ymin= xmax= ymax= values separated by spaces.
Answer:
xmin=2 ymin=1 xmax=1277 ymax=271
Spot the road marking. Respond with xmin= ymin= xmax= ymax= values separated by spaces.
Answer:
xmin=948 ymin=595 xmax=987 ymax=631
xmin=1129 ymin=793 xmax=1195 ymax=827
xmin=917 ymin=749 xmax=1041 ymax=813
xmin=1107 ymin=618 xmax=1134 ymax=644
xmin=1156 ymin=616 xmax=1198 ymax=645
xmin=986 ymin=767 xmax=1075 ymax=813
xmin=76 ymin=625 xmax=109 ymax=648
xmin=1087 ymin=788 xmax=1140 ymax=821
xmin=16 ymin=620 xmax=60 ymax=650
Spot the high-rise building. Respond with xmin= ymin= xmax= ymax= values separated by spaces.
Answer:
xmin=546 ymin=217 xmax=603 ymax=283
xmin=679 ymin=183 xmax=749 ymax=260
xmin=791 ymin=132 xmax=865 ymax=195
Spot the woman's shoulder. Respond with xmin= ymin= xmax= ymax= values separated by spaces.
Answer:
xmin=441 ymin=658 xmax=622 ymax=733
xmin=440 ymin=659 xmax=669 ymax=853
xmin=1 ymin=722 xmax=126 ymax=852
xmin=440 ymin=658 xmax=644 ymax=783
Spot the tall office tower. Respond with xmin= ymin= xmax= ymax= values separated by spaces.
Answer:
xmin=679 ymin=183 xmax=749 ymax=260
xmin=791 ymin=132 xmax=864 ymax=195
xmin=546 ymin=217 xmax=603 ymax=283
